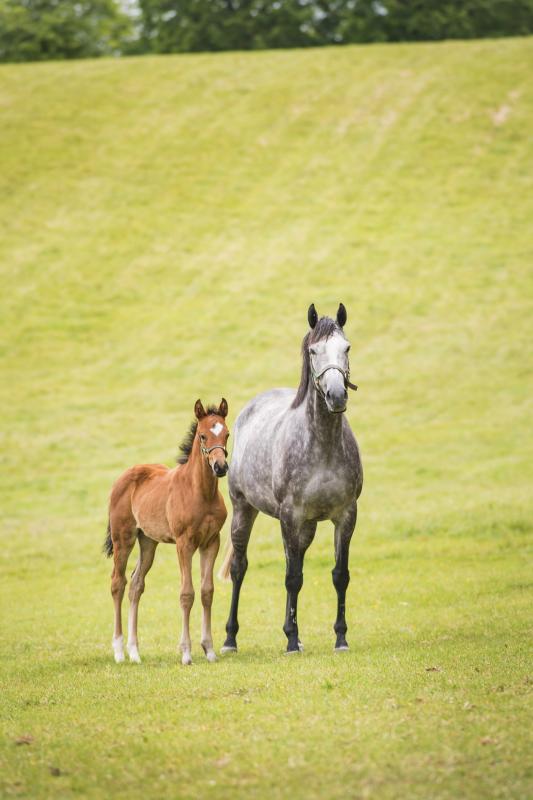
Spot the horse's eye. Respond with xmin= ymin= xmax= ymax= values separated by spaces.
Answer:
xmin=309 ymin=347 xmax=317 ymax=356
xmin=346 ymin=345 xmax=351 ymax=352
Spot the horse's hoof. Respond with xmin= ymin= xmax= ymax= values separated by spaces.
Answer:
xmin=334 ymin=645 xmax=349 ymax=652
xmin=285 ymin=644 xmax=302 ymax=655
xmin=181 ymin=653 xmax=192 ymax=666
xmin=220 ymin=645 xmax=237 ymax=654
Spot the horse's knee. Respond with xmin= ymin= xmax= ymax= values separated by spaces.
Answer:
xmin=332 ymin=567 xmax=350 ymax=593
xmin=230 ymin=553 xmax=248 ymax=584
xmin=285 ymin=571 xmax=303 ymax=595
xmin=180 ymin=590 xmax=194 ymax=611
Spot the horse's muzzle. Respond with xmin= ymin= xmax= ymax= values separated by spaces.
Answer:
xmin=325 ymin=388 xmax=348 ymax=414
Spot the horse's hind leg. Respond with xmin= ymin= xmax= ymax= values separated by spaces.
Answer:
xmin=222 ymin=498 xmax=258 ymax=653
xmin=127 ymin=530 xmax=158 ymax=664
xmin=110 ymin=526 xmax=136 ymax=663
xmin=332 ymin=504 xmax=357 ymax=651
xmin=199 ymin=535 xmax=220 ymax=663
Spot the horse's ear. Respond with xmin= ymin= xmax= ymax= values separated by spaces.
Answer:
xmin=218 ymin=398 xmax=228 ymax=418
xmin=336 ymin=303 xmax=347 ymax=328
xmin=194 ymin=399 xmax=207 ymax=420
xmin=308 ymin=303 xmax=318 ymax=329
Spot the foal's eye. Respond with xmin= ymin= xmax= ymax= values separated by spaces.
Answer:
xmin=200 ymin=434 xmax=206 ymax=442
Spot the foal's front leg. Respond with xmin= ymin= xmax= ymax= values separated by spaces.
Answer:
xmin=199 ymin=535 xmax=220 ymax=663
xmin=176 ymin=537 xmax=195 ymax=666
xmin=332 ymin=504 xmax=357 ymax=651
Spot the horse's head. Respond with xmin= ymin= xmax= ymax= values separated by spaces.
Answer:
xmin=306 ymin=303 xmax=357 ymax=414
xmin=194 ymin=398 xmax=230 ymax=477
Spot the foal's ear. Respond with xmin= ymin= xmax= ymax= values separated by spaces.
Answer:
xmin=336 ymin=303 xmax=347 ymax=328
xmin=194 ymin=399 xmax=207 ymax=420
xmin=218 ymin=398 xmax=228 ymax=418
xmin=308 ymin=303 xmax=318 ymax=329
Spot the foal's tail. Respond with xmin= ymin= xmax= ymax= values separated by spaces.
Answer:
xmin=217 ymin=537 xmax=233 ymax=582
xmin=103 ymin=519 xmax=113 ymax=558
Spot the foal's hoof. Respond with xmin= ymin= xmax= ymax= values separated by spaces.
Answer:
xmin=206 ymin=650 xmax=217 ymax=663
xmin=112 ymin=636 xmax=125 ymax=663
xmin=181 ymin=652 xmax=192 ymax=666
xmin=128 ymin=646 xmax=141 ymax=664
xmin=220 ymin=645 xmax=237 ymax=654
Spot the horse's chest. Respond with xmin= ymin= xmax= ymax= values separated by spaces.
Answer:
xmin=300 ymin=469 xmax=353 ymax=518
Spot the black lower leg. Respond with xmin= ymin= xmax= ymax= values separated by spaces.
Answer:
xmin=283 ymin=570 xmax=303 ymax=652
xmin=332 ymin=566 xmax=350 ymax=649
xmin=223 ymin=556 xmax=247 ymax=649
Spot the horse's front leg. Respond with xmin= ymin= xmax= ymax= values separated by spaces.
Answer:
xmin=280 ymin=516 xmax=316 ymax=654
xmin=199 ymin=534 xmax=220 ymax=663
xmin=332 ymin=503 xmax=357 ymax=651
xmin=176 ymin=536 xmax=195 ymax=666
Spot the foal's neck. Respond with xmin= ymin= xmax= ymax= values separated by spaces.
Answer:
xmin=183 ymin=440 xmax=218 ymax=500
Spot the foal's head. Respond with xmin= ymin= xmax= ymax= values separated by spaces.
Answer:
xmin=194 ymin=398 xmax=230 ymax=478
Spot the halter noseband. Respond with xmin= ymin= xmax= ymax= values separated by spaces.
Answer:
xmin=200 ymin=442 xmax=228 ymax=459
xmin=311 ymin=363 xmax=358 ymax=397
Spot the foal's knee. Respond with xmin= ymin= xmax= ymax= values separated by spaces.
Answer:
xmin=180 ymin=590 xmax=195 ymax=611
xmin=128 ymin=577 xmax=145 ymax=603
xmin=201 ymin=586 xmax=214 ymax=608
xmin=111 ymin=574 xmax=126 ymax=600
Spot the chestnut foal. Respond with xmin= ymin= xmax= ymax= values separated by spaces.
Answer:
xmin=104 ymin=399 xmax=229 ymax=666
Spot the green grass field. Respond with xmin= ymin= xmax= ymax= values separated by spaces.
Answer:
xmin=1 ymin=37 xmax=532 ymax=799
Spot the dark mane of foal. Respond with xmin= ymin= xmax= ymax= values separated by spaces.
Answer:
xmin=291 ymin=316 xmax=342 ymax=409
xmin=176 ymin=406 xmax=220 ymax=464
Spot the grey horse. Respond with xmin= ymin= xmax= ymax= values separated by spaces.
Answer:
xmin=220 ymin=303 xmax=363 ymax=654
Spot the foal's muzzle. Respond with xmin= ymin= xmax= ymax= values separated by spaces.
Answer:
xmin=213 ymin=461 xmax=229 ymax=478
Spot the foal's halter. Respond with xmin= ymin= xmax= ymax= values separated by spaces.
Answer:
xmin=200 ymin=441 xmax=228 ymax=459
xmin=311 ymin=362 xmax=358 ymax=397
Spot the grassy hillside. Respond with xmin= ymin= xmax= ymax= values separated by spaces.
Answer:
xmin=1 ymin=38 xmax=532 ymax=799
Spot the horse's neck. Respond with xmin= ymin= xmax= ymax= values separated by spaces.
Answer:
xmin=180 ymin=442 xmax=218 ymax=500
xmin=304 ymin=382 xmax=343 ymax=448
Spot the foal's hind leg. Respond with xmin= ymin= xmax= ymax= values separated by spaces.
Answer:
xmin=110 ymin=528 xmax=136 ymax=662
xmin=199 ymin=534 xmax=220 ymax=663
xmin=127 ymin=530 xmax=158 ymax=663
xmin=222 ymin=498 xmax=258 ymax=653
xmin=332 ymin=504 xmax=357 ymax=651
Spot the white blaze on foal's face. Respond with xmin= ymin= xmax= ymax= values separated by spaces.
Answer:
xmin=210 ymin=422 xmax=224 ymax=436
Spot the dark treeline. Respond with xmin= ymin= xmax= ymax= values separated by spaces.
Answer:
xmin=1 ymin=0 xmax=532 ymax=62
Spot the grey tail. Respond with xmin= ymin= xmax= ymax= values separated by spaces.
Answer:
xmin=103 ymin=520 xmax=113 ymax=558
